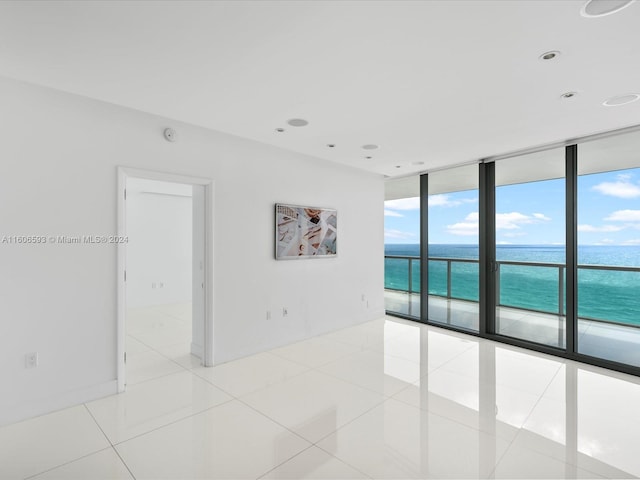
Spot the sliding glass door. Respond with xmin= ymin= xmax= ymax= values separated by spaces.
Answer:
xmin=427 ymin=165 xmax=479 ymax=332
xmin=577 ymin=130 xmax=640 ymax=368
xmin=493 ymin=148 xmax=566 ymax=348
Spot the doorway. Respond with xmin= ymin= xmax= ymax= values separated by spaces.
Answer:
xmin=117 ymin=167 xmax=213 ymax=392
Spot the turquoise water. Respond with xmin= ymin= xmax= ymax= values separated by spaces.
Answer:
xmin=385 ymin=244 xmax=640 ymax=326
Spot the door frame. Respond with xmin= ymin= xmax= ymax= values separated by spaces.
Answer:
xmin=116 ymin=166 xmax=214 ymax=392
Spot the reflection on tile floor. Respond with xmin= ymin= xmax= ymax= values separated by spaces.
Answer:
xmin=386 ymin=290 xmax=640 ymax=366
xmin=3 ymin=306 xmax=640 ymax=478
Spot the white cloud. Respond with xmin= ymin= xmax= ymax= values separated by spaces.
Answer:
xmin=385 ymin=195 xmax=477 ymax=218
xmin=429 ymin=194 xmax=477 ymax=208
xmin=496 ymin=212 xmax=530 ymax=229
xmin=445 ymin=210 xmax=550 ymax=236
xmin=577 ymin=224 xmax=624 ymax=232
xmin=497 ymin=241 xmax=513 ymax=245
xmin=605 ymin=210 xmax=640 ymax=222
xmin=623 ymin=239 xmax=640 ymax=245
xmin=503 ymin=232 xmax=527 ymax=238
xmin=446 ymin=212 xmax=479 ymax=236
xmin=428 ymin=194 xmax=450 ymax=207
xmin=384 ymin=229 xmax=416 ymax=240
xmin=496 ymin=211 xmax=549 ymax=230
xmin=592 ymin=179 xmax=640 ymax=199
xmin=596 ymin=239 xmax=615 ymax=245
xmin=384 ymin=209 xmax=403 ymax=217
xmin=384 ymin=197 xmax=420 ymax=211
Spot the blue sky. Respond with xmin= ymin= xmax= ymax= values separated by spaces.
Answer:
xmin=385 ymin=168 xmax=640 ymax=246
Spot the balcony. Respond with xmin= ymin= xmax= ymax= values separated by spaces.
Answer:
xmin=385 ymin=255 xmax=640 ymax=368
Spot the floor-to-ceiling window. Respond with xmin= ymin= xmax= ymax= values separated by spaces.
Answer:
xmin=427 ymin=165 xmax=479 ymax=332
xmin=494 ymin=148 xmax=566 ymax=348
xmin=577 ymin=130 xmax=640 ymax=368
xmin=384 ymin=126 xmax=640 ymax=377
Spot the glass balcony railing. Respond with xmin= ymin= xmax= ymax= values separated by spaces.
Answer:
xmin=385 ymin=255 xmax=640 ymax=328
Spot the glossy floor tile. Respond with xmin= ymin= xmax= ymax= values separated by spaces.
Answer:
xmin=241 ymin=369 xmax=385 ymax=443
xmin=192 ymin=351 xmax=309 ymax=397
xmin=492 ymin=444 xmax=604 ymax=479
xmin=3 ymin=306 xmax=640 ymax=479
xmin=270 ymin=336 xmax=364 ymax=369
xmin=29 ymin=447 xmax=133 ymax=480
xmin=86 ymin=370 xmax=232 ymax=444
xmin=115 ymin=400 xmax=311 ymax=479
xmin=124 ymin=349 xmax=184 ymax=385
xmin=318 ymin=348 xmax=423 ymax=397
xmin=155 ymin=342 xmax=203 ymax=369
xmin=260 ymin=445 xmax=368 ymax=479
xmin=0 ymin=406 xmax=110 ymax=479
xmin=317 ymin=398 xmax=510 ymax=479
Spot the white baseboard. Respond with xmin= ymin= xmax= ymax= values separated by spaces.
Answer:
xmin=0 ymin=380 xmax=118 ymax=428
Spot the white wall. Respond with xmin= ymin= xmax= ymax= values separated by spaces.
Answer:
xmin=125 ymin=179 xmax=193 ymax=308
xmin=0 ymin=76 xmax=385 ymax=426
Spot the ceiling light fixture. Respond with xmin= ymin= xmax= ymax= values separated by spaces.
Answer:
xmin=365 ymin=156 xmax=373 ymax=159
xmin=561 ymin=91 xmax=578 ymax=99
xmin=395 ymin=165 xmax=402 ymax=169
xmin=580 ymin=0 xmax=636 ymax=17
xmin=603 ymin=93 xmax=640 ymax=106
xmin=327 ymin=144 xmax=336 ymax=148
xmin=287 ymin=118 xmax=309 ymax=127
xmin=275 ymin=128 xmax=285 ymax=133
xmin=539 ymin=51 xmax=560 ymax=61
xmin=362 ymin=144 xmax=380 ymax=150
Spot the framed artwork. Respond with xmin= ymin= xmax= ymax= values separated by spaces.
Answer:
xmin=275 ymin=204 xmax=337 ymax=259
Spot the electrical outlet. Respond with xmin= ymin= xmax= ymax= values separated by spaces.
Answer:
xmin=25 ymin=352 xmax=38 ymax=368
xmin=159 ymin=282 xmax=164 ymax=288
xmin=282 ymin=307 xmax=288 ymax=317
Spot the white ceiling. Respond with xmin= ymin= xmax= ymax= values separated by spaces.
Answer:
xmin=1 ymin=0 xmax=639 ymax=180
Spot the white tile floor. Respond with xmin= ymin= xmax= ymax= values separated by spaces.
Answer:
xmin=3 ymin=305 xmax=640 ymax=478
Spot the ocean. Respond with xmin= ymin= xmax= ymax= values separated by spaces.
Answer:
xmin=385 ymin=244 xmax=640 ymax=326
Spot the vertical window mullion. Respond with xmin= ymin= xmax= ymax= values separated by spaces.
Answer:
xmin=420 ymin=173 xmax=429 ymax=323
xmin=479 ymin=162 xmax=496 ymax=335
xmin=566 ymin=145 xmax=578 ymax=354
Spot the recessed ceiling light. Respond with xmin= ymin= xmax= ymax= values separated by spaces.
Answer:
xmin=275 ymin=128 xmax=285 ymax=133
xmin=539 ymin=51 xmax=561 ymax=61
xmin=287 ymin=118 xmax=309 ymax=127
xmin=603 ymin=93 xmax=640 ymax=106
xmin=327 ymin=144 xmax=336 ymax=148
xmin=395 ymin=165 xmax=402 ymax=169
xmin=362 ymin=144 xmax=380 ymax=150
xmin=561 ymin=91 xmax=578 ymax=99
xmin=365 ymin=156 xmax=373 ymax=159
xmin=581 ymin=0 xmax=636 ymax=17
